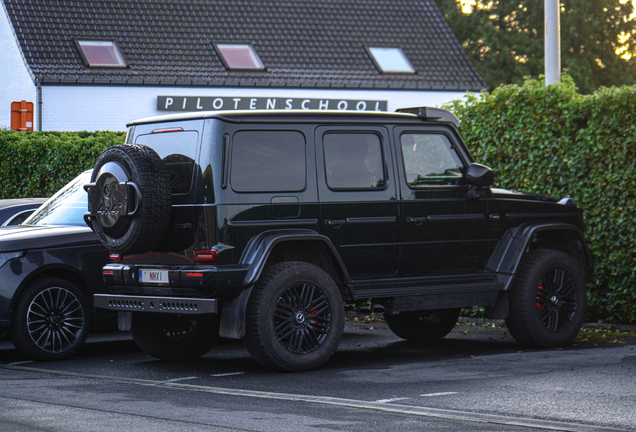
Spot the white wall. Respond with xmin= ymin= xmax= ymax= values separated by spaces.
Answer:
xmin=42 ymin=85 xmax=469 ymax=131
xmin=0 ymin=4 xmax=36 ymax=129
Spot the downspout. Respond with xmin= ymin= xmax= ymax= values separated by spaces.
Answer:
xmin=36 ymin=78 xmax=42 ymax=131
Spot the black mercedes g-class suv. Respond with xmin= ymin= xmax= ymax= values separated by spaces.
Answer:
xmin=86 ymin=107 xmax=592 ymax=371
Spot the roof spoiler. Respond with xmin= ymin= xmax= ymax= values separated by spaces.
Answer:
xmin=396 ymin=107 xmax=460 ymax=128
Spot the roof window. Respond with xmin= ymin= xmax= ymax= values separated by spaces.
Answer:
xmin=213 ymin=43 xmax=264 ymax=70
xmin=366 ymin=47 xmax=415 ymax=74
xmin=76 ymin=40 xmax=126 ymax=67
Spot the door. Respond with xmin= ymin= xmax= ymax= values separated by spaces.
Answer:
xmin=315 ymin=126 xmax=399 ymax=279
xmin=395 ymin=127 xmax=490 ymax=277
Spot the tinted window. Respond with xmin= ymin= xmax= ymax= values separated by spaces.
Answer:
xmin=136 ymin=130 xmax=199 ymax=194
xmin=323 ymin=133 xmax=385 ymax=190
xmin=400 ymin=133 xmax=465 ymax=187
xmin=231 ymin=131 xmax=306 ymax=192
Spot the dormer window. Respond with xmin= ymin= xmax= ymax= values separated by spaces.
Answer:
xmin=366 ymin=47 xmax=415 ymax=74
xmin=76 ymin=40 xmax=126 ymax=67
xmin=212 ymin=42 xmax=264 ymax=70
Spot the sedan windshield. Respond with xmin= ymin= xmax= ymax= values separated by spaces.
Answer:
xmin=23 ymin=171 xmax=91 ymax=226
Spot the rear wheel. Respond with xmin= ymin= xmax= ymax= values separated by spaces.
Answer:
xmin=10 ymin=278 xmax=91 ymax=361
xmin=385 ymin=308 xmax=460 ymax=342
xmin=506 ymin=250 xmax=586 ymax=348
xmin=243 ymin=262 xmax=345 ymax=372
xmin=130 ymin=313 xmax=220 ymax=361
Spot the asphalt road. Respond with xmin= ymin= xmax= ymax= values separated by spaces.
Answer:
xmin=0 ymin=319 xmax=635 ymax=432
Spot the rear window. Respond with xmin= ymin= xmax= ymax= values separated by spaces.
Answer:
xmin=135 ymin=130 xmax=199 ymax=194
xmin=231 ymin=130 xmax=306 ymax=193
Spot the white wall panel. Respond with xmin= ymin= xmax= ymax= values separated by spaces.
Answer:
xmin=42 ymin=85 xmax=469 ymax=131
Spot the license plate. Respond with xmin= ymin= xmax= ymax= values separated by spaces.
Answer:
xmin=139 ymin=269 xmax=169 ymax=284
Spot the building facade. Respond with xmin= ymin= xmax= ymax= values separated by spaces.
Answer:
xmin=1 ymin=0 xmax=487 ymax=132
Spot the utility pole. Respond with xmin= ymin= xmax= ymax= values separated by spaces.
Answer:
xmin=545 ymin=0 xmax=561 ymax=85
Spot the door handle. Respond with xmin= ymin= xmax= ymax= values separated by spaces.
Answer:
xmin=324 ymin=219 xmax=346 ymax=228
xmin=406 ymin=216 xmax=427 ymax=225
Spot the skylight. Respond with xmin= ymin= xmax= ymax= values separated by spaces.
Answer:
xmin=367 ymin=47 xmax=415 ymax=74
xmin=76 ymin=40 xmax=126 ymax=67
xmin=213 ymin=43 xmax=264 ymax=70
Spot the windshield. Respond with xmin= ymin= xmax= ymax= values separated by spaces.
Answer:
xmin=23 ymin=171 xmax=91 ymax=226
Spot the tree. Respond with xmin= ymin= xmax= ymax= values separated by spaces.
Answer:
xmin=433 ymin=0 xmax=636 ymax=93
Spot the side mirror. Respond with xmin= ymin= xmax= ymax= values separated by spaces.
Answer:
xmin=466 ymin=163 xmax=494 ymax=187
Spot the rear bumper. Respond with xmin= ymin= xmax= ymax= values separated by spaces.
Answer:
xmin=94 ymin=294 xmax=218 ymax=314
xmin=101 ymin=263 xmax=249 ymax=298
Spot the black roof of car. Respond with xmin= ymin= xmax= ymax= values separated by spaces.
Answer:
xmin=3 ymin=0 xmax=487 ymax=91
xmin=129 ymin=107 xmax=461 ymax=127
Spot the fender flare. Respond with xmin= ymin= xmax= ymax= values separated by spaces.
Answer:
xmin=487 ymin=221 xmax=593 ymax=291
xmin=240 ymin=228 xmax=353 ymax=288
xmin=219 ymin=229 xmax=353 ymax=340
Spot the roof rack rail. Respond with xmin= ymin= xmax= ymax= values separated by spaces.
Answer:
xmin=396 ymin=106 xmax=460 ymax=127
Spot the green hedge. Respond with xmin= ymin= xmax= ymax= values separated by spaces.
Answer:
xmin=448 ymin=75 xmax=636 ymax=323
xmin=0 ymin=130 xmax=125 ymax=198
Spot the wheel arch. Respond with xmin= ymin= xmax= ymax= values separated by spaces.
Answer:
xmin=487 ymin=222 xmax=593 ymax=291
xmin=240 ymin=229 xmax=353 ymax=300
xmin=219 ymin=229 xmax=353 ymax=340
xmin=10 ymin=264 xmax=97 ymax=318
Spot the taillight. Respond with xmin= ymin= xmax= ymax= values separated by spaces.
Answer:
xmin=109 ymin=253 xmax=122 ymax=262
xmin=194 ymin=250 xmax=217 ymax=262
xmin=186 ymin=272 xmax=204 ymax=277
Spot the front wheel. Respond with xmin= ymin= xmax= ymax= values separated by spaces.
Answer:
xmin=130 ymin=313 xmax=220 ymax=361
xmin=10 ymin=278 xmax=91 ymax=361
xmin=505 ymin=250 xmax=586 ymax=348
xmin=243 ymin=262 xmax=345 ymax=372
xmin=385 ymin=308 xmax=460 ymax=342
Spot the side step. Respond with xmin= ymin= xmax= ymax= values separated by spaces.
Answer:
xmin=94 ymin=294 xmax=218 ymax=314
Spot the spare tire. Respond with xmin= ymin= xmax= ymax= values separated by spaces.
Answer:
xmin=88 ymin=144 xmax=171 ymax=254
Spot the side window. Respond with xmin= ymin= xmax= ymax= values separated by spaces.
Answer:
xmin=400 ymin=133 xmax=465 ymax=187
xmin=231 ymin=130 xmax=306 ymax=192
xmin=323 ymin=133 xmax=385 ymax=190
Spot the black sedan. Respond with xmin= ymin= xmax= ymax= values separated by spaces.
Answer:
xmin=0 ymin=198 xmax=47 ymax=226
xmin=0 ymin=171 xmax=111 ymax=360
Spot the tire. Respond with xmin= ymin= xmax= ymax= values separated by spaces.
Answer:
xmin=88 ymin=144 xmax=171 ymax=254
xmin=10 ymin=278 xmax=91 ymax=361
xmin=130 ymin=313 xmax=220 ymax=361
xmin=243 ymin=262 xmax=345 ymax=372
xmin=385 ymin=308 xmax=460 ymax=342
xmin=505 ymin=249 xmax=586 ymax=348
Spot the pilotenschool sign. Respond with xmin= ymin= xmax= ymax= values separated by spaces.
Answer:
xmin=157 ymin=96 xmax=388 ymax=112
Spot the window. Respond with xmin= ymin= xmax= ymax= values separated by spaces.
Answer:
xmin=323 ymin=133 xmax=385 ymax=190
xmin=76 ymin=40 xmax=126 ymax=67
xmin=231 ymin=131 xmax=306 ymax=192
xmin=366 ymin=47 xmax=415 ymax=74
xmin=136 ymin=130 xmax=200 ymax=195
xmin=213 ymin=43 xmax=264 ymax=70
xmin=400 ymin=133 xmax=465 ymax=187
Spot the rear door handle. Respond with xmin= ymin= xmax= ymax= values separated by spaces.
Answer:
xmin=406 ymin=216 xmax=427 ymax=225
xmin=324 ymin=219 xmax=346 ymax=228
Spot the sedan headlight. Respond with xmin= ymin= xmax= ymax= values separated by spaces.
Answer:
xmin=0 ymin=251 xmax=25 ymax=269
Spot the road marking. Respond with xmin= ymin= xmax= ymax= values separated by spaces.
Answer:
xmin=374 ymin=397 xmax=411 ymax=403
xmin=163 ymin=376 xmax=198 ymax=383
xmin=420 ymin=392 xmax=458 ymax=397
xmin=210 ymin=372 xmax=244 ymax=377
xmin=0 ymin=363 xmax=628 ymax=432
xmin=8 ymin=361 xmax=34 ymax=366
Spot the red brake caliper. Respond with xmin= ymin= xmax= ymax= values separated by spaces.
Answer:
xmin=536 ymin=283 xmax=544 ymax=310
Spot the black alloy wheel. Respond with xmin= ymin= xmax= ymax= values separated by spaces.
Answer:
xmin=535 ymin=267 xmax=578 ymax=332
xmin=506 ymin=249 xmax=586 ymax=348
xmin=273 ymin=281 xmax=332 ymax=355
xmin=130 ymin=313 xmax=220 ymax=361
xmin=244 ymin=261 xmax=344 ymax=372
